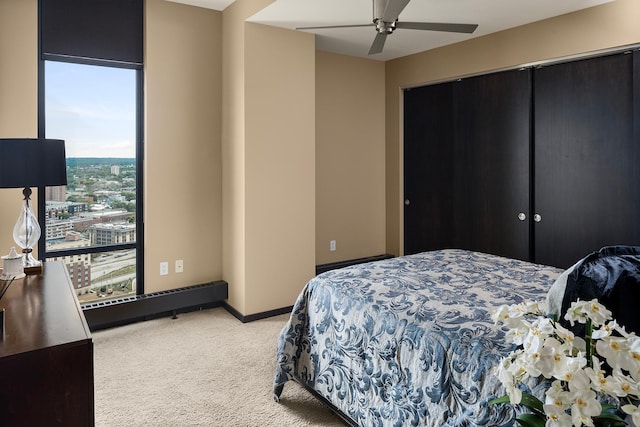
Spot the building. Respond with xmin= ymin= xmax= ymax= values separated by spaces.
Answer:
xmin=45 ymin=201 xmax=89 ymax=219
xmin=47 ymin=233 xmax=91 ymax=294
xmin=89 ymin=223 xmax=136 ymax=246
xmin=45 ymin=185 xmax=66 ymax=202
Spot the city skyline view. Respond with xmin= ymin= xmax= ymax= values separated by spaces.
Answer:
xmin=44 ymin=60 xmax=140 ymax=304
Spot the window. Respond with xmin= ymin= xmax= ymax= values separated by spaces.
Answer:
xmin=39 ymin=0 xmax=144 ymax=304
xmin=42 ymin=60 xmax=143 ymax=303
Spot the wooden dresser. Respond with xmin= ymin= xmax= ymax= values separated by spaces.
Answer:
xmin=0 ymin=261 xmax=94 ymax=426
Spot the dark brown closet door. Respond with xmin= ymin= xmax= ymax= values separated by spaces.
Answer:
xmin=404 ymin=69 xmax=531 ymax=259
xmin=403 ymin=82 xmax=455 ymax=255
xmin=452 ymin=69 xmax=531 ymax=260
xmin=534 ymin=52 xmax=640 ymax=268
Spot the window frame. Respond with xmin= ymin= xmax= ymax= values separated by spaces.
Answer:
xmin=37 ymin=56 xmax=145 ymax=298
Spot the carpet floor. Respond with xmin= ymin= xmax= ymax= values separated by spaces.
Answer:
xmin=93 ymin=307 xmax=346 ymax=426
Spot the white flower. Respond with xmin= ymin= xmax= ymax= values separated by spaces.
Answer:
xmin=545 ymin=380 xmax=571 ymax=411
xmin=493 ymin=299 xmax=639 ymax=427
xmin=571 ymin=336 xmax=587 ymax=354
xmin=621 ymin=335 xmax=640 ymax=381
xmin=622 ymin=404 xmax=640 ymax=426
xmin=582 ymin=299 xmax=612 ymax=327
xmin=493 ymin=304 xmax=528 ymax=330
xmin=522 ymin=317 xmax=556 ymax=356
xmin=564 ymin=300 xmax=590 ymax=326
xmin=556 ymin=354 xmax=588 ymax=385
xmin=611 ymin=368 xmax=640 ymax=398
xmin=505 ymin=321 xmax=533 ymax=346
xmin=492 ymin=304 xmax=511 ymax=324
xmin=563 ymin=298 xmax=612 ymax=327
xmin=584 ymin=356 xmax=618 ymax=395
xmin=596 ymin=335 xmax=630 ymax=369
xmin=553 ymin=322 xmax=577 ymax=346
xmin=591 ymin=320 xmax=617 ymax=340
xmin=567 ymin=368 xmax=591 ymax=393
xmin=569 ymin=388 xmax=601 ymax=427
xmin=495 ymin=352 xmax=528 ymax=404
xmin=544 ymin=381 xmax=574 ymax=426
xmin=495 ymin=357 xmax=523 ymax=404
xmin=543 ymin=405 xmax=573 ymax=427
xmin=537 ymin=337 xmax=568 ymax=379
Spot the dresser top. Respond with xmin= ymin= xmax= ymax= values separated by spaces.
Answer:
xmin=0 ymin=261 xmax=92 ymax=358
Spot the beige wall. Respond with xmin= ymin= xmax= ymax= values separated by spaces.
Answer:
xmin=222 ymin=0 xmax=316 ymax=315
xmin=244 ymin=23 xmax=315 ymax=314
xmin=315 ymin=51 xmax=387 ymax=264
xmin=384 ymin=0 xmax=640 ymax=256
xmin=0 ymin=0 xmax=38 ymax=258
xmin=145 ymin=0 xmax=223 ymax=292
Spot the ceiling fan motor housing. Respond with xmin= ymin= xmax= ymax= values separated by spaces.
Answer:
xmin=372 ymin=0 xmax=402 ymax=33
xmin=375 ymin=20 xmax=397 ymax=34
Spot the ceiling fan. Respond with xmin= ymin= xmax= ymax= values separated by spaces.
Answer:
xmin=297 ymin=0 xmax=478 ymax=55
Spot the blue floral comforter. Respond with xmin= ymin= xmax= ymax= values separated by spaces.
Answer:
xmin=273 ymin=249 xmax=562 ymax=426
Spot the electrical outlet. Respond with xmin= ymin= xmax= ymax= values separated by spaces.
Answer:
xmin=330 ymin=240 xmax=336 ymax=251
xmin=175 ymin=259 xmax=184 ymax=273
xmin=160 ymin=262 xmax=169 ymax=276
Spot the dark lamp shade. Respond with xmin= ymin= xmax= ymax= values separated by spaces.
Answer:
xmin=0 ymin=138 xmax=67 ymax=188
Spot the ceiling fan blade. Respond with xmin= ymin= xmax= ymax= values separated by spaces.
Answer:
xmin=381 ymin=0 xmax=411 ymax=22
xmin=296 ymin=23 xmax=374 ymax=30
xmin=368 ymin=32 xmax=387 ymax=55
xmin=395 ymin=22 xmax=478 ymax=33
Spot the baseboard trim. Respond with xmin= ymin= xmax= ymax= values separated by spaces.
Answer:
xmin=223 ymin=254 xmax=397 ymax=323
xmin=223 ymin=302 xmax=293 ymax=323
xmin=83 ymin=280 xmax=228 ymax=331
xmin=315 ymin=253 xmax=395 ymax=275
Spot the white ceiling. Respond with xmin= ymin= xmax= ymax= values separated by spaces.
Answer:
xmin=164 ymin=0 xmax=235 ymax=10
xmin=166 ymin=0 xmax=613 ymax=61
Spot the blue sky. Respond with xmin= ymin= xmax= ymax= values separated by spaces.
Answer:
xmin=45 ymin=61 xmax=136 ymax=158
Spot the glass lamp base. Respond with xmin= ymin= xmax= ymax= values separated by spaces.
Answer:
xmin=24 ymin=253 xmax=41 ymax=268
xmin=24 ymin=255 xmax=43 ymax=275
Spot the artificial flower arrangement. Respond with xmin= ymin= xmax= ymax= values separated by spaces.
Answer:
xmin=491 ymin=299 xmax=640 ymax=427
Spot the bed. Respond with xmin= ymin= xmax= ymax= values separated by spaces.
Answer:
xmin=273 ymin=249 xmax=564 ymax=426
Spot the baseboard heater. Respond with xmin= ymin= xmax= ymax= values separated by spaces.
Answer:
xmin=315 ymin=253 xmax=395 ymax=275
xmin=82 ymin=280 xmax=228 ymax=331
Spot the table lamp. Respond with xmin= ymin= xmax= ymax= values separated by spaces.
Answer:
xmin=0 ymin=138 xmax=67 ymax=272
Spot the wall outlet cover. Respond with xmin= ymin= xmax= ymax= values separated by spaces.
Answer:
xmin=160 ymin=262 xmax=169 ymax=276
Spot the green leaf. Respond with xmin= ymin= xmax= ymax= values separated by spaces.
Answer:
xmin=515 ymin=413 xmax=546 ymax=427
xmin=593 ymin=411 xmax=628 ymax=427
xmin=599 ymin=403 xmax=620 ymax=414
xmin=489 ymin=395 xmax=512 ymax=406
xmin=519 ymin=392 xmax=545 ymax=414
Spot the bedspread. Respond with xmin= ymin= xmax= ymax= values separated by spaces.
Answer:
xmin=274 ymin=249 xmax=563 ymax=426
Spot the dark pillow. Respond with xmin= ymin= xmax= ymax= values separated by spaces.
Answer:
xmin=560 ymin=245 xmax=640 ymax=335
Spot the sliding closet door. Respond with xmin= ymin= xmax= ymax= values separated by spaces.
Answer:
xmin=534 ymin=52 xmax=640 ymax=268
xmin=451 ymin=69 xmax=531 ymax=260
xmin=404 ymin=83 xmax=455 ymax=254
xmin=404 ymin=69 xmax=531 ymax=259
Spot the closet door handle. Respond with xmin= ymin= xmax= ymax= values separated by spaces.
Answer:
xmin=517 ymin=212 xmax=526 ymax=221
xmin=405 ymin=199 xmax=411 ymax=206
xmin=534 ymin=214 xmax=542 ymax=223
